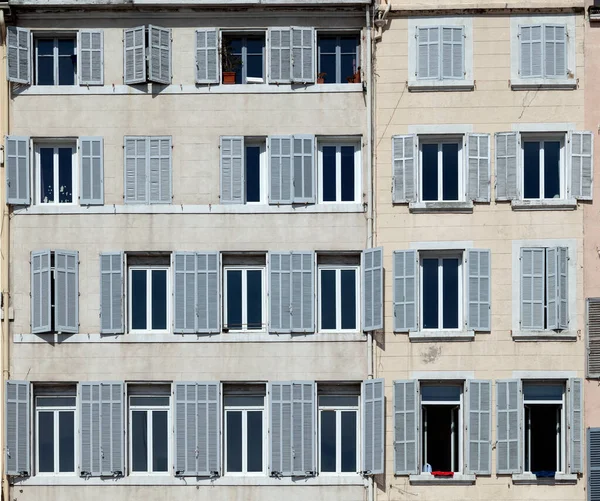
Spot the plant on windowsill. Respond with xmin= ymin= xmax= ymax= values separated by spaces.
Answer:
xmin=346 ymin=65 xmax=361 ymax=84
xmin=317 ymin=72 xmax=327 ymax=84
xmin=221 ymin=41 xmax=242 ymax=85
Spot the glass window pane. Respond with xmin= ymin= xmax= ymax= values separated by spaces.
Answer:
xmin=421 ymin=385 xmax=461 ymax=402
xmin=151 ymin=270 xmax=167 ymax=330
xmin=247 ymin=410 xmax=263 ymax=472
xmin=524 ymin=141 xmax=541 ymax=199
xmin=58 ymin=40 xmax=76 ymax=86
xmin=246 ymin=270 xmax=263 ymax=330
xmin=131 ymin=411 xmax=148 ymax=472
xmin=40 ymin=148 xmax=55 ymax=203
xmin=38 ymin=411 xmax=54 ymax=472
xmin=340 ymin=36 xmax=359 ymax=54
xmin=341 ymin=411 xmax=357 ymax=472
xmin=37 ymin=396 xmax=76 ymax=407
xmin=322 ymin=146 xmax=337 ymax=202
xmin=37 ymin=39 xmax=54 ymax=56
xmin=58 ymin=147 xmax=73 ymax=203
xmin=523 ymin=383 xmax=564 ymax=401
xmin=318 ymin=36 xmax=337 ymax=54
xmin=226 ymin=270 xmax=242 ymax=330
xmin=319 ymin=395 xmax=359 ymax=407
xmin=422 ymin=144 xmax=439 ymax=201
xmin=341 ymin=53 xmax=357 ymax=82
xmin=131 ymin=270 xmax=147 ymax=330
xmin=130 ymin=396 xmax=170 ymax=407
xmin=37 ymin=56 xmax=55 ymax=86
xmin=225 ymin=37 xmax=243 ymax=84
xmin=58 ymin=39 xmax=75 ymax=56
xmin=246 ymin=146 xmax=261 ymax=203
xmin=422 ymin=258 xmax=439 ymax=329
xmin=58 ymin=411 xmax=74 ymax=472
xmin=544 ymin=141 xmax=561 ymax=199
xmin=340 ymin=146 xmax=355 ymax=202
xmin=341 ymin=269 xmax=356 ymax=330
xmin=442 ymin=258 xmax=459 ymax=329
xmin=442 ymin=143 xmax=459 ymax=201
xmin=224 ymin=395 xmax=265 ymax=406
xmin=320 ymin=410 xmax=336 ymax=472
xmin=226 ymin=411 xmax=243 ymax=472
xmin=321 ymin=269 xmax=337 ymax=329
xmin=318 ymin=36 xmax=337 ymax=84
xmin=152 ymin=411 xmax=168 ymax=472
xmin=246 ymin=37 xmax=265 ymax=79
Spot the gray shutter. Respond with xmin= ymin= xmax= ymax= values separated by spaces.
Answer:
xmin=520 ymin=25 xmax=543 ymax=78
xmin=587 ymin=298 xmax=600 ymax=378
xmin=148 ymin=25 xmax=171 ymax=85
xmin=520 ymin=248 xmax=545 ymax=330
xmin=467 ymin=133 xmax=491 ymax=202
xmin=393 ymin=380 xmax=418 ymax=475
xmin=7 ymin=27 xmax=30 ymax=85
xmin=291 ymin=251 xmax=314 ymax=333
xmin=417 ymin=26 xmax=439 ymax=79
xmin=79 ymin=30 xmax=104 ymax=85
xmin=441 ymin=26 xmax=464 ymax=80
xmin=79 ymin=137 xmax=104 ymax=205
xmin=174 ymin=382 xmax=220 ymax=476
xmin=466 ymin=380 xmax=492 ymax=475
xmin=292 ymin=381 xmax=316 ymax=475
xmin=5 ymin=380 xmax=29 ymax=476
xmin=546 ymin=247 xmax=558 ymax=330
xmin=124 ymin=136 xmax=148 ymax=203
xmin=31 ymin=250 xmax=51 ymax=334
xmin=149 ymin=136 xmax=172 ymax=204
xmin=220 ymin=136 xmax=245 ymax=204
xmin=570 ymin=131 xmax=593 ymax=200
xmin=362 ymin=378 xmax=384 ymax=475
xmin=174 ymin=252 xmax=197 ymax=333
xmin=100 ymin=252 xmax=124 ymax=334
xmin=496 ymin=379 xmax=521 ymax=474
xmin=362 ymin=247 xmax=383 ymax=332
xmin=269 ymin=252 xmax=292 ymax=333
xmin=588 ymin=428 xmax=600 ymax=501
xmin=269 ymin=381 xmax=293 ymax=475
xmin=55 ymin=250 xmax=78 ymax=334
xmin=558 ymin=247 xmax=569 ymax=330
xmin=544 ymin=25 xmax=567 ymax=78
xmin=6 ymin=136 xmax=30 ymax=206
xmin=393 ymin=250 xmax=417 ymax=332
xmin=196 ymin=29 xmax=219 ymax=84
xmin=568 ymin=378 xmax=583 ymax=474
xmin=269 ymin=136 xmax=293 ymax=204
xmin=392 ymin=135 xmax=416 ymax=203
xmin=268 ymin=28 xmax=291 ymax=83
xmin=124 ymin=26 xmax=146 ymax=84
xmin=467 ymin=249 xmax=491 ymax=332
xmin=291 ymin=27 xmax=315 ymax=83
xmin=495 ymin=132 xmax=519 ymax=201
xmin=292 ymin=135 xmax=315 ymax=203
xmin=197 ymin=252 xmax=220 ymax=334
xmin=79 ymin=382 xmax=124 ymax=476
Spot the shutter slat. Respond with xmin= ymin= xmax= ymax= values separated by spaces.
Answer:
xmin=467 ymin=249 xmax=491 ymax=331
xmin=269 ymin=252 xmax=292 ymax=333
xmin=520 ymin=25 xmax=543 ymax=78
xmin=392 ymin=135 xmax=416 ymax=203
xmin=7 ymin=27 xmax=30 ymax=84
xmin=292 ymin=135 xmax=315 ymax=203
xmin=31 ymin=250 xmax=51 ymax=334
xmin=546 ymin=247 xmax=558 ymax=330
xmin=291 ymin=27 xmax=315 ymax=83
xmin=269 ymin=136 xmax=293 ymax=204
xmin=220 ymin=136 xmax=245 ymax=204
xmin=100 ymin=252 xmax=124 ymax=334
xmin=520 ymin=248 xmax=545 ymax=330
xmin=362 ymin=379 xmax=384 ymax=475
xmin=291 ymin=252 xmax=314 ymax=333
xmin=393 ymin=250 xmax=417 ymax=331
xmin=587 ymin=298 xmax=600 ymax=378
xmin=441 ymin=27 xmax=463 ymax=80
xmin=588 ymin=428 xmax=600 ymax=500
xmin=269 ymin=382 xmax=293 ymax=475
xmin=79 ymin=137 xmax=104 ymax=205
xmin=292 ymin=382 xmax=315 ymax=475
xmin=148 ymin=25 xmax=171 ymax=85
xmin=467 ymin=134 xmax=490 ymax=202
xmin=268 ymin=28 xmax=291 ymax=83
xmin=124 ymin=26 xmax=146 ymax=84
xmin=6 ymin=136 xmax=30 ymax=206
xmin=79 ymin=30 xmax=104 ymax=85
xmin=495 ymin=132 xmax=518 ymax=200
xmin=197 ymin=252 xmax=220 ymax=333
xmin=196 ymin=29 xmax=219 ymax=84
xmin=124 ymin=137 xmax=148 ymax=203
xmin=496 ymin=379 xmax=521 ymax=474
xmin=571 ymin=131 xmax=594 ymax=200
xmin=174 ymin=252 xmax=197 ymax=333
xmin=558 ymin=247 xmax=569 ymax=330
xmin=55 ymin=250 xmax=79 ymax=334
xmin=362 ymin=247 xmax=383 ymax=332
xmin=466 ymin=380 xmax=492 ymax=474
xmin=544 ymin=25 xmax=566 ymax=78
xmin=393 ymin=380 xmax=418 ymax=474
xmin=417 ymin=27 xmax=439 ymax=79
xmin=148 ymin=137 xmax=171 ymax=203
xmin=569 ymin=378 xmax=583 ymax=474
xmin=5 ymin=381 xmax=30 ymax=476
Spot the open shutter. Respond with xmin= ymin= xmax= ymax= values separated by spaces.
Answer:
xmin=79 ymin=137 xmax=104 ymax=205
xmin=220 ymin=136 xmax=244 ymax=204
xmin=520 ymin=25 xmax=543 ymax=78
xmin=148 ymin=25 xmax=171 ymax=85
xmin=441 ymin=26 xmax=464 ymax=80
xmin=124 ymin=26 xmax=146 ymax=84
xmin=520 ymin=248 xmax=545 ymax=330
xmin=568 ymin=378 xmax=583 ymax=474
xmin=393 ymin=380 xmax=418 ymax=474
xmin=291 ymin=27 xmax=315 ymax=83
xmin=292 ymin=135 xmax=315 ymax=203
xmin=5 ymin=380 xmax=29 ymax=476
xmin=269 ymin=382 xmax=293 ymax=475
xmin=467 ymin=249 xmax=491 ymax=332
xmin=495 ymin=132 xmax=518 ymax=200
xmin=496 ymin=379 xmax=521 ymax=474
xmin=417 ymin=26 xmax=439 ymax=79
xmin=7 ymin=27 xmax=30 ymax=84
xmin=362 ymin=378 xmax=384 ymax=475
xmin=466 ymin=380 xmax=492 ymax=474
xmin=544 ymin=25 xmax=567 ymax=78
xmin=291 ymin=252 xmax=314 ymax=333
xmin=588 ymin=428 xmax=600 ymax=501
xmin=392 ymin=135 xmax=416 ymax=203
xmin=269 ymin=252 xmax=292 ymax=333
xmin=124 ymin=136 xmax=148 ymax=203
xmin=174 ymin=252 xmax=197 ymax=333
xmin=570 ymin=131 xmax=593 ymax=200
xmin=6 ymin=136 xmax=30 ymax=206
xmin=362 ymin=247 xmax=383 ymax=332
xmin=546 ymin=247 xmax=558 ymax=330
xmin=393 ymin=250 xmax=417 ymax=332
xmin=269 ymin=136 xmax=293 ymax=204
xmin=196 ymin=29 xmax=219 ymax=84
xmin=467 ymin=133 xmax=490 ymax=202
xmin=268 ymin=28 xmax=291 ymax=83
xmin=149 ymin=136 xmax=171 ymax=203
xmin=197 ymin=252 xmax=220 ymax=333
xmin=587 ymin=298 xmax=600 ymax=378
xmin=292 ymin=382 xmax=316 ymax=476
xmin=558 ymin=247 xmax=569 ymax=330
xmin=100 ymin=252 xmax=124 ymax=334
xmin=55 ymin=250 xmax=79 ymax=334
xmin=31 ymin=250 xmax=51 ymax=334
xmin=79 ymin=30 xmax=104 ymax=85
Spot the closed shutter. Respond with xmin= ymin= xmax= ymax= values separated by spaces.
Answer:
xmin=570 ymin=131 xmax=593 ymax=200
xmin=220 ymin=136 xmax=245 ymax=204
xmin=197 ymin=252 xmax=220 ymax=333
xmin=79 ymin=137 xmax=104 ymax=205
xmin=148 ymin=25 xmax=171 ymax=84
xmin=291 ymin=251 xmax=314 ymax=333
xmin=174 ymin=382 xmax=220 ymax=476
xmin=124 ymin=26 xmax=146 ymax=84
xmin=466 ymin=380 xmax=492 ymax=474
xmin=6 ymin=136 xmax=30 ymax=206
xmin=568 ymin=378 xmax=583 ymax=474
xmin=291 ymin=27 xmax=315 ymax=84
xmin=269 ymin=136 xmax=293 ymax=204
xmin=417 ymin=26 xmax=439 ymax=79
xmin=124 ymin=137 xmax=148 ymax=203
xmin=269 ymin=252 xmax=292 ymax=333
xmin=5 ymin=380 xmax=30 ymax=476
xmin=55 ymin=250 xmax=79 ymax=334
xmin=362 ymin=378 xmax=384 ymax=475
xmin=393 ymin=380 xmax=418 ymax=474
xmin=520 ymin=248 xmax=545 ymax=330
xmin=292 ymin=135 xmax=315 ymax=203
xmin=467 ymin=133 xmax=490 ymax=202
xmin=149 ymin=136 xmax=171 ymax=204
xmin=441 ymin=26 xmax=464 ymax=80
xmin=362 ymin=247 xmax=383 ymax=332
xmin=467 ymin=249 xmax=491 ymax=331
xmin=174 ymin=252 xmax=197 ymax=333
xmin=31 ymin=250 xmax=51 ymax=334
xmin=392 ymin=135 xmax=416 ymax=203
xmin=269 ymin=382 xmax=293 ymax=475
xmin=268 ymin=28 xmax=291 ymax=83
xmin=100 ymin=252 xmax=124 ymax=334
xmin=520 ymin=25 xmax=543 ymax=78
xmin=558 ymin=247 xmax=569 ymax=330
xmin=292 ymin=382 xmax=316 ymax=476
xmin=587 ymin=298 xmax=600 ymax=378
xmin=393 ymin=250 xmax=417 ymax=332
xmin=196 ymin=29 xmax=219 ymax=84
xmin=496 ymin=379 xmax=521 ymax=474
xmin=495 ymin=132 xmax=519 ymax=200
xmin=546 ymin=247 xmax=558 ymax=330
xmin=79 ymin=30 xmax=104 ymax=85
xmin=588 ymin=428 xmax=600 ymax=501
xmin=7 ymin=27 xmax=30 ymax=85
xmin=544 ymin=25 xmax=567 ymax=78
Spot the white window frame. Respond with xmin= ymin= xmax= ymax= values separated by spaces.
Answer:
xmin=35 ymin=396 xmax=76 ymax=476
xmin=316 ymin=31 xmax=361 ymax=84
xmin=317 ymin=139 xmax=362 ymax=203
xmin=34 ymin=34 xmax=78 ymax=86
xmin=318 ymin=264 xmax=360 ymax=333
xmin=223 ymin=265 xmax=266 ymax=333
xmin=244 ymin=139 xmax=267 ymax=205
xmin=418 ymin=136 xmax=464 ymax=203
xmin=220 ymin=31 xmax=266 ymax=84
xmin=34 ymin=141 xmax=78 ymax=206
xmin=520 ymin=133 xmax=566 ymax=201
xmin=128 ymin=266 xmax=171 ymax=334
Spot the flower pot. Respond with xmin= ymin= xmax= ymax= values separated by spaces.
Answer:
xmin=222 ymin=72 xmax=236 ymax=85
xmin=347 ymin=71 xmax=361 ymax=83
xmin=317 ymin=77 xmax=325 ymax=84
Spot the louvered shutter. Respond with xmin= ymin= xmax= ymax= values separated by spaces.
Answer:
xmin=31 ymin=250 xmax=51 ymax=334
xmin=55 ymin=250 xmax=78 ymax=334
xmin=496 ymin=379 xmax=521 ymax=474
xmin=546 ymin=247 xmax=558 ymax=330
xmin=174 ymin=382 xmax=220 ymax=476
xmin=417 ymin=26 xmax=439 ymax=79
xmin=467 ymin=249 xmax=491 ymax=331
xmin=220 ymin=136 xmax=244 ymax=204
xmin=197 ymin=252 xmax=220 ymax=333
xmin=393 ymin=250 xmax=417 ymax=332
xmin=587 ymin=298 xmax=600 ymax=378
xmin=124 ymin=26 xmax=146 ymax=84
xmin=292 ymin=135 xmax=315 ymax=203
xmin=79 ymin=137 xmax=104 ymax=205
xmin=100 ymin=252 xmax=124 ymax=334
xmin=392 ymin=135 xmax=416 ymax=203
xmin=441 ymin=26 xmax=464 ymax=80
xmin=291 ymin=252 xmax=314 ymax=333
xmin=521 ymin=248 xmax=545 ymax=330
xmin=568 ymin=378 xmax=583 ymax=474
xmin=362 ymin=378 xmax=384 ymax=475
xmin=6 ymin=136 xmax=30 ymax=206
xmin=7 ymin=27 xmax=30 ymax=85
xmin=362 ymin=247 xmax=383 ymax=332
xmin=79 ymin=382 xmax=124 ymax=476
xmin=467 ymin=133 xmax=490 ymax=202
xmin=495 ymin=132 xmax=519 ymax=200
xmin=269 ymin=382 xmax=293 ymax=475
xmin=174 ymin=252 xmax=197 ymax=333
xmin=557 ymin=247 xmax=569 ymax=330
xmin=149 ymin=136 xmax=171 ymax=203
xmin=124 ymin=137 xmax=148 ymax=203
xmin=5 ymin=380 xmax=29 ymax=476
xmin=588 ymin=428 xmax=600 ymax=501
xmin=466 ymin=380 xmax=492 ymax=475
xmin=269 ymin=136 xmax=293 ymax=204
xmin=520 ymin=25 xmax=543 ymax=78
xmin=79 ymin=30 xmax=104 ymax=85
xmin=544 ymin=25 xmax=567 ymax=78
xmin=292 ymin=382 xmax=316 ymax=475
xmin=393 ymin=380 xmax=418 ymax=474
xmin=269 ymin=252 xmax=292 ymax=333
xmin=148 ymin=25 xmax=171 ymax=85
xmin=291 ymin=27 xmax=315 ymax=84
xmin=269 ymin=28 xmax=291 ymax=83
xmin=196 ymin=29 xmax=219 ymax=84
xmin=570 ymin=131 xmax=593 ymax=200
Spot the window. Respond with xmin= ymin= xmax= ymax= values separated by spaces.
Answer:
xmin=317 ymin=34 xmax=360 ymax=84
xmin=222 ymin=33 xmax=265 ymax=84
xmin=318 ymin=141 xmax=361 ymax=203
xmin=129 ymin=394 xmax=170 ymax=474
xmin=519 ymin=25 xmax=566 ymax=79
xmin=34 ymin=142 xmax=77 ymax=205
xmin=419 ymin=138 xmax=462 ymax=202
xmin=420 ymin=253 xmax=462 ymax=330
xmin=319 ymin=395 xmax=359 ymax=474
xmin=522 ymin=135 xmax=564 ymax=200
xmin=223 ymin=256 xmax=265 ymax=332
xmin=318 ymin=256 xmax=360 ymax=332
xmin=246 ymin=140 xmax=266 ymax=203
xmin=416 ymin=26 xmax=464 ymax=81
xmin=35 ymin=36 xmax=76 ymax=86
xmin=124 ymin=136 xmax=172 ymax=204
xmin=128 ymin=258 xmax=170 ymax=333
xmin=123 ymin=25 xmax=171 ymax=85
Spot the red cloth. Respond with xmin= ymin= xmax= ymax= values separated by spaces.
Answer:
xmin=431 ymin=471 xmax=454 ymax=477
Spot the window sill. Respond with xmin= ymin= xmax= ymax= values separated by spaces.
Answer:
xmin=511 ymin=473 xmax=578 ymax=485
xmin=510 ymin=79 xmax=577 ymax=91
xmin=512 ymin=330 xmax=577 ymax=341
xmin=408 ymin=330 xmax=475 ymax=342
xmin=510 ymin=199 xmax=577 ymax=211
xmin=408 ymin=80 xmax=474 ymax=92
xmin=408 ymin=473 xmax=476 ymax=485
xmin=409 ymin=201 xmax=474 ymax=213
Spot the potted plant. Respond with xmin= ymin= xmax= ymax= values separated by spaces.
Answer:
xmin=221 ymin=41 xmax=241 ymax=85
xmin=346 ymin=65 xmax=361 ymax=84
xmin=317 ymin=72 xmax=327 ymax=84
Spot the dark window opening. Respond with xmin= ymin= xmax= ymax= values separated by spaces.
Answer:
xmin=222 ymin=34 xmax=265 ymax=84
xmin=317 ymin=34 xmax=360 ymax=84
xmin=246 ymin=145 xmax=261 ymax=202
xmin=422 ymin=257 xmax=459 ymax=330
xmin=525 ymin=404 xmax=562 ymax=473
xmin=422 ymin=405 xmax=460 ymax=472
xmin=421 ymin=142 xmax=460 ymax=202
xmin=36 ymin=38 xmax=76 ymax=86
xmin=523 ymin=140 xmax=561 ymax=200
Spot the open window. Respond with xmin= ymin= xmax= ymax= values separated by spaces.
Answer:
xmin=522 ymin=134 xmax=565 ymax=200
xmin=221 ymin=33 xmax=266 ymax=84
xmin=318 ymin=139 xmax=361 ymax=203
xmin=34 ymin=36 xmax=77 ymax=86
xmin=317 ymin=33 xmax=360 ymax=84
xmin=420 ymin=138 xmax=462 ymax=202
xmin=34 ymin=141 xmax=77 ymax=205
xmin=220 ymin=137 xmax=267 ymax=204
